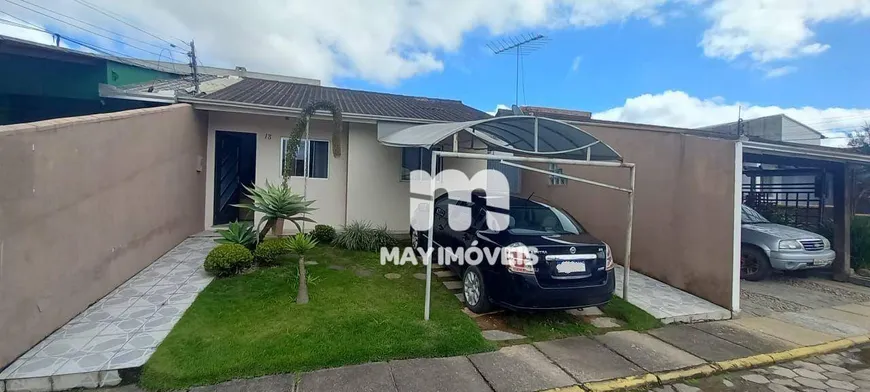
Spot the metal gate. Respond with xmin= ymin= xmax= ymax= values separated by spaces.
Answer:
xmin=742 ymin=172 xmax=826 ymax=232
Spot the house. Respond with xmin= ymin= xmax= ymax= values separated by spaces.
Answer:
xmin=105 ymin=76 xmax=491 ymax=232
xmin=0 ymin=34 xmax=318 ymax=125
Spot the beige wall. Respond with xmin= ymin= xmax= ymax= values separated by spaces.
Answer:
xmin=0 ymin=104 xmax=207 ymax=367
xmin=521 ymin=124 xmax=739 ymax=310
xmin=205 ymin=112 xmax=348 ymax=231
xmin=345 ymin=122 xmax=409 ymax=231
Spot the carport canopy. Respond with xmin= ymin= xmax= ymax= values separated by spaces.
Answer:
xmin=379 ymin=115 xmax=623 ymax=161
xmin=380 ymin=116 xmax=637 ymax=320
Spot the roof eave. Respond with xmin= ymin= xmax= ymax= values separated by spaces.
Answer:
xmin=743 ymin=140 xmax=870 ymax=165
xmin=98 ymin=84 xmax=178 ymax=104
xmin=177 ymin=96 xmax=449 ymax=124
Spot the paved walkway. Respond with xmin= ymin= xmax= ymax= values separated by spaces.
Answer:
xmin=0 ymin=235 xmax=217 ymax=391
xmin=613 ymin=266 xmax=732 ymax=324
xmin=96 ymin=302 xmax=870 ymax=392
xmin=741 ymin=274 xmax=870 ymax=317
xmin=648 ymin=345 xmax=870 ymax=392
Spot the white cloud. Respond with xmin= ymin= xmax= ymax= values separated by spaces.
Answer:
xmin=0 ymin=16 xmax=55 ymax=46
xmin=764 ymin=66 xmax=797 ymax=79
xmin=0 ymin=0 xmax=689 ymax=86
xmin=593 ymin=90 xmax=870 ymax=146
xmin=700 ymin=0 xmax=870 ymax=63
xmin=570 ymin=56 xmax=582 ymax=72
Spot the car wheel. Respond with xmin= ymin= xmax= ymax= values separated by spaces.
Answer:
xmin=462 ymin=266 xmax=492 ymax=314
xmin=741 ymin=246 xmax=771 ymax=281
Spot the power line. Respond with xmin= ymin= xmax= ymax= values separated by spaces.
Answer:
xmin=72 ymin=0 xmax=189 ymax=50
xmin=9 ymin=0 xmax=185 ymax=56
xmin=5 ymin=0 xmax=171 ymax=59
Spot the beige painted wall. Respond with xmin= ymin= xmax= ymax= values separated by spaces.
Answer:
xmin=0 ymin=104 xmax=207 ymax=367
xmin=521 ymin=124 xmax=738 ymax=310
xmin=345 ymin=122 xmax=409 ymax=231
xmin=205 ymin=112 xmax=348 ymax=231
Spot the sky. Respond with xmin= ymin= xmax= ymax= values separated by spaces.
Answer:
xmin=1 ymin=0 xmax=869 ymax=146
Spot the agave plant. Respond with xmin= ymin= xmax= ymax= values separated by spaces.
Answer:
xmin=233 ymin=181 xmax=317 ymax=240
xmin=286 ymin=233 xmax=318 ymax=304
xmin=214 ymin=221 xmax=256 ymax=249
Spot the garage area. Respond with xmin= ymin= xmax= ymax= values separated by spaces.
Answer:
xmin=739 ymin=139 xmax=870 ymax=316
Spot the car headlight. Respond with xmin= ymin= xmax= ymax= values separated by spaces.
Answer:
xmin=822 ymin=238 xmax=831 ymax=249
xmin=779 ymin=240 xmax=802 ymax=250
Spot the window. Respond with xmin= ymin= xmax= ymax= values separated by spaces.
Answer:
xmin=548 ymin=163 xmax=566 ymax=185
xmin=280 ymin=138 xmax=329 ymax=179
xmin=401 ymin=147 xmax=443 ymax=181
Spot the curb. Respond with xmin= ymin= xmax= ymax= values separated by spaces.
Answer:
xmin=542 ymin=335 xmax=868 ymax=392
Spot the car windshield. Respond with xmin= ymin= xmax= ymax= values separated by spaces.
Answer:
xmin=741 ymin=205 xmax=770 ymax=224
xmin=507 ymin=200 xmax=584 ymax=235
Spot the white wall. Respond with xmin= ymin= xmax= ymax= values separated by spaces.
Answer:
xmin=345 ymin=122 xmax=410 ymax=232
xmin=205 ymin=112 xmax=348 ymax=232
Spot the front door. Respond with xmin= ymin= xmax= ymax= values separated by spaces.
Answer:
xmin=213 ymin=131 xmax=256 ymax=225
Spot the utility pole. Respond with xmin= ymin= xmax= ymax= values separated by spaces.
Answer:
xmin=187 ymin=40 xmax=200 ymax=94
xmin=737 ymin=105 xmax=745 ymax=138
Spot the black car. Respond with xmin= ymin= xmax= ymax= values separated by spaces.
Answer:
xmin=411 ymin=193 xmax=615 ymax=313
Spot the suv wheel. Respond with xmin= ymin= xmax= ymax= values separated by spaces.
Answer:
xmin=463 ymin=266 xmax=492 ymax=313
xmin=741 ymin=246 xmax=771 ymax=281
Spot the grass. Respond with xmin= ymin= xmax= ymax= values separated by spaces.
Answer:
xmin=601 ymin=296 xmax=663 ymax=331
xmin=139 ymin=246 xmax=495 ymax=390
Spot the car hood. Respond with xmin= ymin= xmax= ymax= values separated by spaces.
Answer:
xmin=742 ymin=223 xmax=823 ymax=240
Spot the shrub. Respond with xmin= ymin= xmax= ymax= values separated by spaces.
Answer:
xmin=312 ymin=224 xmax=336 ymax=244
xmin=204 ymin=244 xmax=254 ymax=277
xmin=852 ymin=216 xmax=870 ymax=270
xmin=334 ymin=221 xmax=398 ymax=252
xmin=253 ymin=238 xmax=288 ymax=266
xmin=215 ymin=221 xmax=256 ymax=249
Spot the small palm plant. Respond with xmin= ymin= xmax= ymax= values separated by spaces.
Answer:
xmin=214 ymin=221 xmax=256 ymax=249
xmin=233 ymin=180 xmax=316 ymax=241
xmin=286 ymin=233 xmax=318 ymax=304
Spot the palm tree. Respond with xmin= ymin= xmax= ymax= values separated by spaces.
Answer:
xmin=286 ymin=233 xmax=318 ymax=304
xmin=283 ymin=100 xmax=343 ymax=182
xmin=233 ymin=181 xmax=316 ymax=241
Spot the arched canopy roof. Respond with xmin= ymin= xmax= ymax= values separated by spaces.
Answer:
xmin=378 ymin=116 xmax=622 ymax=161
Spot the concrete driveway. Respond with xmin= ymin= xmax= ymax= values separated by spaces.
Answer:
xmin=741 ymin=274 xmax=870 ymax=317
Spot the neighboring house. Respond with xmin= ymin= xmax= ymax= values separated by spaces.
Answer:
xmin=106 ymin=76 xmax=490 ymax=232
xmin=0 ymin=34 xmax=318 ymax=125
xmin=703 ymin=114 xmax=831 ymax=214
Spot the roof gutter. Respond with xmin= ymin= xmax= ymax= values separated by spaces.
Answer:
xmin=177 ymin=96 xmax=447 ymax=125
xmin=98 ymin=84 xmax=177 ymax=104
xmin=744 ymin=140 xmax=870 ymax=165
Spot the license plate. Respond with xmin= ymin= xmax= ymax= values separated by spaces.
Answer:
xmin=556 ymin=261 xmax=586 ymax=274
xmin=813 ymin=259 xmax=828 ymax=265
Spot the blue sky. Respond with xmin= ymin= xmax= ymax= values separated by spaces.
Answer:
xmin=2 ymin=0 xmax=869 ymax=144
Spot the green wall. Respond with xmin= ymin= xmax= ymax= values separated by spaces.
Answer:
xmin=0 ymin=53 xmax=105 ymax=99
xmin=106 ymin=61 xmax=177 ymax=86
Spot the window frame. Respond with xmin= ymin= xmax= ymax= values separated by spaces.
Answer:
xmin=280 ymin=137 xmax=330 ymax=179
xmin=400 ymin=146 xmax=444 ymax=182
xmin=548 ymin=163 xmax=567 ymax=186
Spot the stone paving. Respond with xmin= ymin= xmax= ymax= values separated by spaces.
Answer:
xmin=645 ymin=345 xmax=870 ymax=392
xmin=0 ymin=235 xmax=216 ymax=391
xmin=613 ymin=265 xmax=732 ymax=323
xmin=741 ymin=275 xmax=870 ymax=317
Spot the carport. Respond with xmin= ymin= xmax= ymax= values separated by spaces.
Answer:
xmin=738 ymin=138 xmax=870 ymax=316
xmin=378 ymin=116 xmax=637 ymax=320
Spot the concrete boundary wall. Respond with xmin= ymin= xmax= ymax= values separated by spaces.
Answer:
xmin=521 ymin=124 xmax=738 ymax=310
xmin=0 ymin=104 xmax=207 ymax=367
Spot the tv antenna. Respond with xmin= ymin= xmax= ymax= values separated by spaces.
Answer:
xmin=487 ymin=33 xmax=549 ymax=106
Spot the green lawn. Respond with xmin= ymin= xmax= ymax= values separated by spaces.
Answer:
xmin=140 ymin=246 xmax=495 ymax=390
xmin=601 ymin=296 xmax=662 ymax=332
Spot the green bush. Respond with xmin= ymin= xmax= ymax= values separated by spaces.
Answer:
xmin=312 ymin=224 xmax=336 ymax=244
xmin=334 ymin=221 xmax=398 ymax=252
xmin=852 ymin=216 xmax=870 ymax=270
xmin=253 ymin=238 xmax=288 ymax=266
xmin=204 ymin=244 xmax=254 ymax=277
